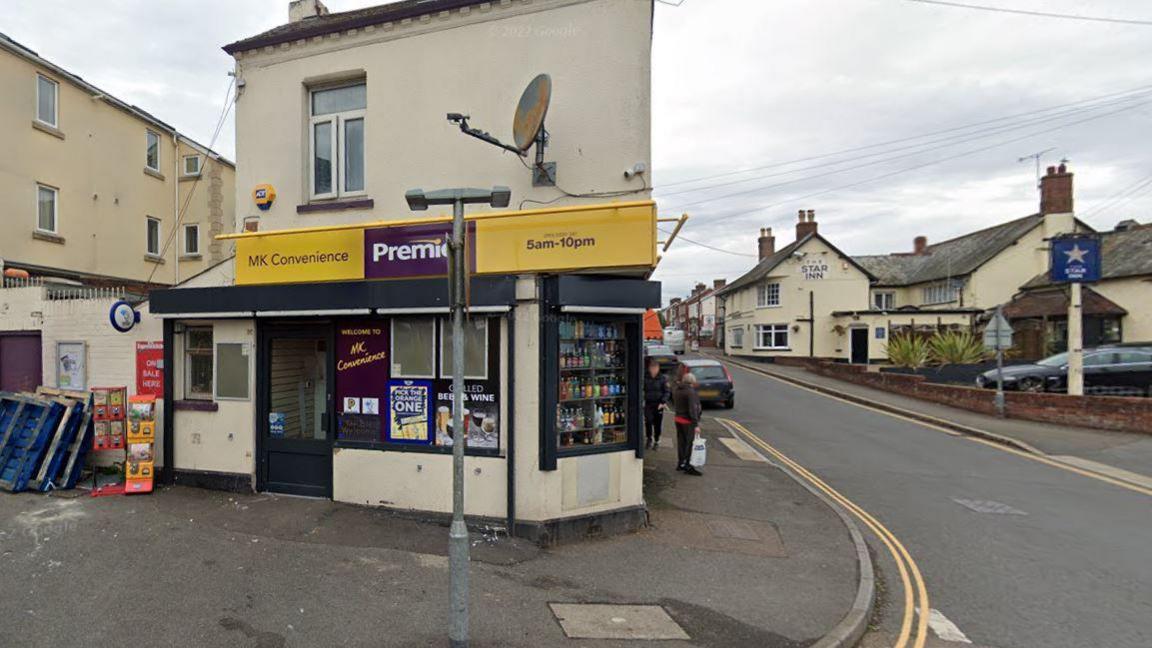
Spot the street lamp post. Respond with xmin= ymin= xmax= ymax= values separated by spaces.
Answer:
xmin=404 ymin=186 xmax=511 ymax=648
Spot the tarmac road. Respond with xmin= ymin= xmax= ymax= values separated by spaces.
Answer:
xmin=717 ymin=359 xmax=1152 ymax=648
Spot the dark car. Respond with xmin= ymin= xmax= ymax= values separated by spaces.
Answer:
xmin=976 ymin=346 xmax=1152 ymax=394
xmin=679 ymin=358 xmax=735 ymax=408
xmin=645 ymin=344 xmax=680 ymax=376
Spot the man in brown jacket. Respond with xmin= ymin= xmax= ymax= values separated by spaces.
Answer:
xmin=672 ymin=372 xmax=703 ymax=476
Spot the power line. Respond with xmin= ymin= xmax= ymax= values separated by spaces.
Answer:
xmin=694 ymin=97 xmax=1152 ymax=222
xmin=907 ymin=0 xmax=1152 ymax=26
xmin=658 ymin=227 xmax=755 ymax=257
xmin=1080 ymin=172 xmax=1152 ymax=219
xmin=657 ymin=89 xmax=1152 ymax=204
xmin=657 ymin=83 xmax=1152 ymax=190
xmin=142 ymin=76 xmax=236 ymax=292
xmin=662 ymin=95 xmax=1152 ymax=211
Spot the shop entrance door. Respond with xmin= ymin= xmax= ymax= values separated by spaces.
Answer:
xmin=258 ymin=325 xmax=334 ymax=497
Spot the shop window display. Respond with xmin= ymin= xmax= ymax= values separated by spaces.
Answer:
xmin=556 ymin=317 xmax=629 ymax=449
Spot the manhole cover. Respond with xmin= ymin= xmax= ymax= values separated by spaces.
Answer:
xmin=705 ymin=518 xmax=761 ymax=540
xmin=549 ymin=603 xmax=690 ymax=640
xmin=952 ymin=498 xmax=1027 ymax=515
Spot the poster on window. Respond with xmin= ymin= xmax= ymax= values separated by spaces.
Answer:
xmin=433 ymin=379 xmax=500 ymax=450
xmin=386 ymin=379 xmax=433 ymax=444
xmin=335 ymin=321 xmax=389 ymax=442
xmin=57 ymin=342 xmax=87 ymax=390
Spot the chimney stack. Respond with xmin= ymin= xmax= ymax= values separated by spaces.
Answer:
xmin=796 ymin=209 xmax=819 ymax=240
xmin=1040 ymin=163 xmax=1074 ymax=215
xmin=289 ymin=0 xmax=329 ymax=22
xmin=913 ymin=235 xmax=928 ymax=255
xmin=713 ymin=278 xmax=726 ymax=290
xmin=758 ymin=227 xmax=776 ymax=260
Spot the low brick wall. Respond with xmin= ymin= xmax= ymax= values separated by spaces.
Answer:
xmin=805 ymin=362 xmax=1152 ymax=435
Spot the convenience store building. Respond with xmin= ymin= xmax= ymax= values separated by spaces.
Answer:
xmin=150 ymin=201 xmax=661 ymax=543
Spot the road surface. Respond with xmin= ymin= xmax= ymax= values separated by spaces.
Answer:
xmin=716 ymin=359 xmax=1152 ymax=648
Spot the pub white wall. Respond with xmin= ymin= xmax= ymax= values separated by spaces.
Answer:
xmin=172 ymin=318 xmax=257 ymax=476
xmin=231 ymin=0 xmax=652 ymax=230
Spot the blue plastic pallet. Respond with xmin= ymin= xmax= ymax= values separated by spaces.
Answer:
xmin=0 ymin=395 xmax=66 ymax=492
xmin=29 ymin=398 xmax=87 ymax=492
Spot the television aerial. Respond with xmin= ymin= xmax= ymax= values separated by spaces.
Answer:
xmin=447 ymin=73 xmax=556 ymax=187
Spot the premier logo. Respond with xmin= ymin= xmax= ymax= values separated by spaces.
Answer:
xmin=371 ymin=237 xmax=448 ymax=263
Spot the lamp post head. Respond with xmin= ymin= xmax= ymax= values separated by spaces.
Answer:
xmin=403 ymin=186 xmax=512 ymax=210
xmin=404 ymin=189 xmax=429 ymax=211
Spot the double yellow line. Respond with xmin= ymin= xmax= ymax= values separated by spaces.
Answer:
xmin=717 ymin=418 xmax=930 ymax=648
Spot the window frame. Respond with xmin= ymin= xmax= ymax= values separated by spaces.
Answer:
xmin=754 ymin=324 xmax=790 ymax=350
xmin=36 ymin=183 xmax=59 ymax=234
xmin=873 ymin=291 xmax=895 ymax=310
xmin=214 ymin=342 xmax=251 ymax=401
xmin=182 ymin=223 xmax=200 ymax=256
xmin=757 ymin=281 xmax=781 ymax=308
xmin=729 ymin=326 xmax=744 ymax=348
xmin=36 ymin=74 xmax=59 ymax=128
xmin=390 ymin=317 xmax=436 ymax=379
xmin=184 ymin=327 xmax=214 ymax=401
xmin=145 ymin=216 xmax=161 ymax=257
xmin=182 ymin=154 xmax=202 ymax=176
xmin=439 ymin=317 xmax=489 ymax=380
xmin=145 ymin=130 xmax=161 ymax=172
xmin=308 ymin=82 xmax=366 ymax=201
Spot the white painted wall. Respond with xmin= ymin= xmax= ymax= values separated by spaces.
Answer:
xmin=230 ymin=0 xmax=653 ymax=233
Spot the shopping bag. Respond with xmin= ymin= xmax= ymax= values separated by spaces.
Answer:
xmin=689 ymin=434 xmax=707 ymax=467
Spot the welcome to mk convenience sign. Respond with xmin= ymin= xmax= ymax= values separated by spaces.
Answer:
xmin=232 ymin=201 xmax=657 ymax=286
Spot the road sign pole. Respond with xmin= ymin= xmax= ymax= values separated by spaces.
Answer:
xmin=994 ymin=306 xmax=1006 ymax=418
xmin=1067 ymin=281 xmax=1084 ymax=396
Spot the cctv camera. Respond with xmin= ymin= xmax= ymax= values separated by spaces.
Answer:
xmin=624 ymin=162 xmax=647 ymax=180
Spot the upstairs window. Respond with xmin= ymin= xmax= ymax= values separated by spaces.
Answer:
xmin=922 ymin=280 xmax=960 ymax=305
xmin=146 ymin=131 xmax=161 ymax=171
xmin=873 ymin=291 xmax=895 ymax=310
xmin=37 ymin=74 xmax=58 ymax=127
xmin=183 ymin=155 xmax=201 ymax=176
xmin=310 ymin=82 xmax=366 ymax=199
xmin=183 ymin=223 xmax=200 ymax=256
xmin=146 ymin=217 xmax=160 ymax=256
xmin=37 ymin=184 xmax=58 ymax=233
xmin=757 ymin=282 xmax=781 ymax=307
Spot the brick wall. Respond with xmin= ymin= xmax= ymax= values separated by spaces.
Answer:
xmin=805 ymin=361 xmax=1152 ymax=435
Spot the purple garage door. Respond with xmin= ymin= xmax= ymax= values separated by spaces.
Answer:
xmin=0 ymin=332 xmax=43 ymax=392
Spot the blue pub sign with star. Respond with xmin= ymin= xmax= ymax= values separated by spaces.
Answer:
xmin=1050 ymin=235 xmax=1102 ymax=283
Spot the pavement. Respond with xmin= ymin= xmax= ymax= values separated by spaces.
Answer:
xmin=717 ymin=356 xmax=1152 ymax=486
xmin=0 ymin=417 xmax=864 ymax=648
xmin=712 ymin=357 xmax=1152 ymax=648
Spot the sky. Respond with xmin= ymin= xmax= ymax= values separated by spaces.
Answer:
xmin=6 ymin=0 xmax=1150 ymax=303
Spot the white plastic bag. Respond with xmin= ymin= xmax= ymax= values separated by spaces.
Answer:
xmin=689 ymin=434 xmax=707 ymax=467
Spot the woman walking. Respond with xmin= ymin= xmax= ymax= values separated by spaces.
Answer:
xmin=672 ymin=372 xmax=703 ymax=476
xmin=643 ymin=358 xmax=670 ymax=450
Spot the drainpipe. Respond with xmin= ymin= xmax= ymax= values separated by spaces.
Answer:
xmin=172 ymin=132 xmax=180 ymax=285
xmin=808 ymin=291 xmax=815 ymax=357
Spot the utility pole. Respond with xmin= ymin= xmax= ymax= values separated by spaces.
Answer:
xmin=405 ymin=186 xmax=511 ymax=648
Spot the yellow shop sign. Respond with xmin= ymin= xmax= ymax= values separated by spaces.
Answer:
xmin=235 ymin=228 xmax=365 ymax=285
xmin=474 ymin=202 xmax=656 ymax=274
xmin=225 ymin=201 xmax=657 ymax=286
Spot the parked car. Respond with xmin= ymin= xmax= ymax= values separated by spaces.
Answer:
xmin=975 ymin=346 xmax=1152 ymax=394
xmin=679 ymin=358 xmax=734 ymax=408
xmin=663 ymin=328 xmax=686 ymax=354
xmin=644 ymin=344 xmax=680 ymax=376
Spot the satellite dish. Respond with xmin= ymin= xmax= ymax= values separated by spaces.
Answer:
xmin=512 ymin=74 xmax=552 ymax=153
xmin=445 ymin=73 xmax=557 ymax=186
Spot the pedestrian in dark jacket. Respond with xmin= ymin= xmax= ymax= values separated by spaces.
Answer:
xmin=672 ymin=372 xmax=703 ymax=476
xmin=643 ymin=359 xmax=670 ymax=449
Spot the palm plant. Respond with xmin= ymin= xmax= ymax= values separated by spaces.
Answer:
xmin=928 ymin=330 xmax=987 ymax=365
xmin=884 ymin=333 xmax=932 ymax=368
